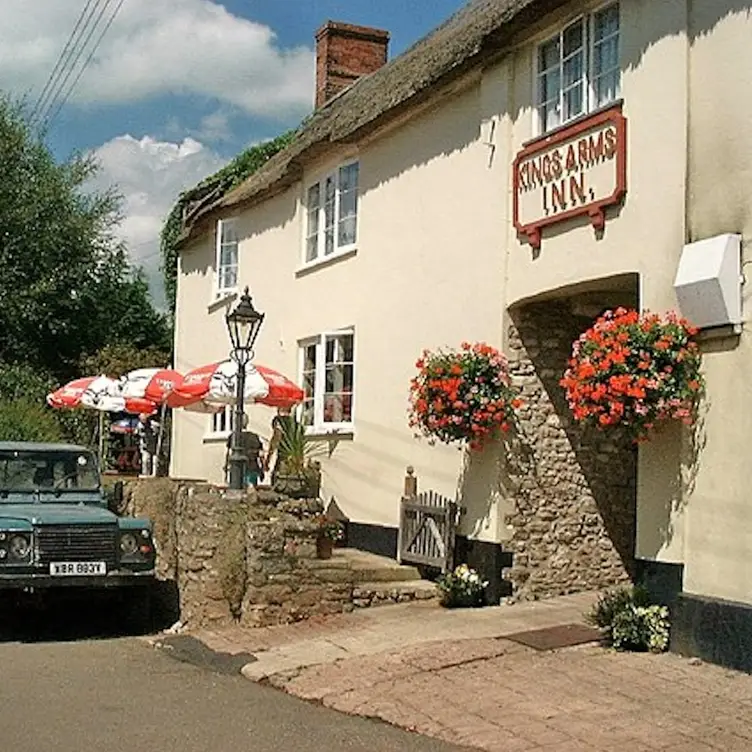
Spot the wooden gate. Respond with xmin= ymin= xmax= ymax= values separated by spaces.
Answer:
xmin=397 ymin=467 xmax=459 ymax=572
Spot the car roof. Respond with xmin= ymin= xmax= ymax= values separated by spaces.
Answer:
xmin=0 ymin=441 xmax=92 ymax=453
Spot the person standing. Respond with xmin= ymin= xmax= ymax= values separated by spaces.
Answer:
xmin=225 ymin=414 xmax=264 ymax=488
xmin=137 ymin=413 xmax=159 ymax=477
xmin=263 ymin=406 xmax=293 ymax=484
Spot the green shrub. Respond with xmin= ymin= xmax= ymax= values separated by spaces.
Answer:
xmin=586 ymin=584 xmax=669 ymax=652
xmin=586 ymin=584 xmax=650 ymax=631
xmin=612 ymin=605 xmax=670 ymax=652
xmin=0 ymin=399 xmax=64 ymax=442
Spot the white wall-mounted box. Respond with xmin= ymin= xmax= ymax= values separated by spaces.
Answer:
xmin=673 ymin=234 xmax=742 ymax=329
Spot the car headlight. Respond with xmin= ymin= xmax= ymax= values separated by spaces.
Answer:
xmin=9 ymin=534 xmax=31 ymax=560
xmin=120 ymin=533 xmax=138 ymax=556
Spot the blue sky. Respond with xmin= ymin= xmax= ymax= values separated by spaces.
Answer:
xmin=0 ymin=0 xmax=467 ymax=305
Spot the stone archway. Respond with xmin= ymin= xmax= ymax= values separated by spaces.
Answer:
xmin=502 ymin=278 xmax=638 ymax=600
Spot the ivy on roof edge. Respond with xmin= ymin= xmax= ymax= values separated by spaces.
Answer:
xmin=160 ymin=129 xmax=298 ymax=313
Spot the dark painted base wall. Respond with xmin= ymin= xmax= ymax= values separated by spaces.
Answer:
xmin=636 ymin=558 xmax=752 ymax=674
xmin=344 ymin=521 xmax=511 ymax=604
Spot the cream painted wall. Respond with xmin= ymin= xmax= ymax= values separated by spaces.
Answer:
xmin=172 ymin=82 xmax=508 ymax=542
xmin=680 ymin=3 xmax=752 ymax=606
xmin=172 ymin=0 xmax=752 ymax=589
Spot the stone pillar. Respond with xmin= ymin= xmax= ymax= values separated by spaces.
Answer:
xmin=504 ymin=302 xmax=637 ymax=599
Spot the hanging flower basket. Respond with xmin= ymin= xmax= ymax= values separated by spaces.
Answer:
xmin=408 ymin=342 xmax=522 ymax=450
xmin=560 ymin=308 xmax=704 ymax=441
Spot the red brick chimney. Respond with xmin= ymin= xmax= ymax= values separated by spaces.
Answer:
xmin=315 ymin=21 xmax=390 ymax=109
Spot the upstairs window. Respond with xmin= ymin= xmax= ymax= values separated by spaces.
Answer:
xmin=305 ymin=162 xmax=359 ymax=264
xmin=208 ymin=406 xmax=234 ymax=436
xmin=536 ymin=3 xmax=620 ymax=134
xmin=215 ymin=218 xmax=238 ymax=298
xmin=299 ymin=331 xmax=355 ymax=431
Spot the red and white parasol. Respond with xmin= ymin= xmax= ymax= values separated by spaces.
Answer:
xmin=166 ymin=361 xmax=304 ymax=411
xmin=46 ymin=375 xmax=157 ymax=415
xmin=120 ymin=368 xmax=183 ymax=403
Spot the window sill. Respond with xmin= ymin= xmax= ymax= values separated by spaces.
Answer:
xmin=203 ymin=433 xmax=231 ymax=444
xmin=208 ymin=290 xmax=237 ymax=313
xmin=296 ymin=247 xmax=357 ymax=277
xmin=525 ymin=98 xmax=624 ymax=147
xmin=305 ymin=425 xmax=354 ymax=440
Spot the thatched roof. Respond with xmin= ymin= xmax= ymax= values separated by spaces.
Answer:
xmin=179 ymin=0 xmax=568 ymax=246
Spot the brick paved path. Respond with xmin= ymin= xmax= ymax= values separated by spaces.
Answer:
xmin=268 ymin=639 xmax=752 ymax=751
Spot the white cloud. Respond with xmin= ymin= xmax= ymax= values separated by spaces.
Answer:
xmin=90 ymin=134 xmax=228 ymax=308
xmin=0 ymin=0 xmax=314 ymax=119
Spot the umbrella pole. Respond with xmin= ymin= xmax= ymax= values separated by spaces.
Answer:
xmin=98 ymin=411 xmax=106 ymax=468
xmin=155 ymin=402 xmax=167 ymax=477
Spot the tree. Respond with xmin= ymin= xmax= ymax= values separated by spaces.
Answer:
xmin=0 ymin=97 xmax=171 ymax=383
xmin=80 ymin=342 xmax=172 ymax=378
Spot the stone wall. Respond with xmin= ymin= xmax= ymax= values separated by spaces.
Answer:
xmin=503 ymin=301 xmax=637 ymax=600
xmin=125 ymin=481 xmax=353 ymax=629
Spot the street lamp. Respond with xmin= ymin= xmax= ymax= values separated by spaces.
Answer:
xmin=225 ymin=287 xmax=265 ymax=491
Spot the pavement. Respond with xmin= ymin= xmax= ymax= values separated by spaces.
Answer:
xmin=0 ymin=630 xmax=461 ymax=752
xmin=184 ymin=592 xmax=752 ymax=752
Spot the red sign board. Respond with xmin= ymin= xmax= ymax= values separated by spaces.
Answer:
xmin=512 ymin=105 xmax=627 ymax=249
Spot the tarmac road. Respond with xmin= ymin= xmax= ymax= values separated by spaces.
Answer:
xmin=0 ymin=602 xmax=461 ymax=752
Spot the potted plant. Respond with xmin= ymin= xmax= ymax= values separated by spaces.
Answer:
xmin=272 ymin=415 xmax=324 ymax=499
xmin=313 ymin=515 xmax=343 ymax=559
xmin=409 ymin=342 xmax=522 ymax=451
xmin=436 ymin=564 xmax=488 ymax=608
xmin=560 ymin=308 xmax=705 ymax=441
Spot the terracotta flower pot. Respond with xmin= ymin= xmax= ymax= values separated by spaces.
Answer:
xmin=316 ymin=537 xmax=334 ymax=560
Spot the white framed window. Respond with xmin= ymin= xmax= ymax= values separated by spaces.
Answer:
xmin=208 ymin=406 xmax=234 ymax=437
xmin=535 ymin=3 xmax=620 ymax=134
xmin=215 ymin=218 xmax=238 ymax=298
xmin=299 ymin=330 xmax=355 ymax=431
xmin=304 ymin=162 xmax=359 ymax=264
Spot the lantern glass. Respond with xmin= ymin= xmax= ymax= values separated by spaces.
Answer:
xmin=225 ymin=287 xmax=264 ymax=356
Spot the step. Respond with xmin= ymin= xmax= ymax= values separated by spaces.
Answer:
xmin=336 ymin=548 xmax=424 ymax=584
xmin=352 ymin=580 xmax=439 ymax=608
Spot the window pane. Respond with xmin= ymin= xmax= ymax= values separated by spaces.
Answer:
xmin=339 ymin=163 xmax=359 ymax=193
xmin=326 ymin=363 xmax=353 ymax=392
xmin=221 ymin=221 xmax=237 ymax=244
xmin=325 ymin=175 xmax=336 ymax=203
xmin=307 ymin=183 xmax=321 ymax=210
xmin=563 ymin=83 xmax=584 ymax=121
xmin=323 ymin=394 xmax=352 ymax=424
xmin=539 ymin=100 xmax=560 ymax=132
xmin=539 ymin=68 xmax=561 ymax=105
xmin=594 ymin=4 xmax=619 ymax=42
xmin=339 ymin=334 xmax=354 ymax=361
xmin=339 ymin=187 xmax=357 ymax=219
xmin=338 ymin=216 xmax=357 ymax=247
xmin=301 ymin=400 xmax=315 ymax=427
xmin=306 ymin=235 xmax=318 ymax=262
xmin=539 ymin=37 xmax=560 ymax=71
xmin=325 ymin=229 xmax=335 ymax=256
xmin=594 ymin=70 xmax=621 ymax=107
xmin=563 ymin=21 xmax=584 ymax=57
xmin=224 ymin=265 xmax=238 ymax=290
xmin=562 ymin=50 xmax=583 ymax=88
xmin=303 ymin=344 xmax=317 ymax=371
xmin=594 ymin=35 xmax=619 ymax=77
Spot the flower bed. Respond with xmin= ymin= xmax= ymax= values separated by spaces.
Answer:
xmin=560 ymin=308 xmax=704 ymax=441
xmin=409 ymin=342 xmax=521 ymax=450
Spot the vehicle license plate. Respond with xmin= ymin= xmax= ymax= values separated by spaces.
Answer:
xmin=49 ymin=561 xmax=106 ymax=576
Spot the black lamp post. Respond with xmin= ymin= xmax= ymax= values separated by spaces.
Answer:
xmin=225 ymin=287 xmax=265 ymax=491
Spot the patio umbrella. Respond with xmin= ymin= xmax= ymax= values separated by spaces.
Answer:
xmin=120 ymin=368 xmax=183 ymax=403
xmin=166 ymin=360 xmax=304 ymax=411
xmin=46 ymin=375 xmax=157 ymax=415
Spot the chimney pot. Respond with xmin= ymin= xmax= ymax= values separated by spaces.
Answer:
xmin=315 ymin=21 xmax=390 ymax=109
